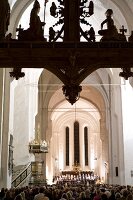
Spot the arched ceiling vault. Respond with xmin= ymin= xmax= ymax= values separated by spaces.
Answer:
xmin=51 ymin=99 xmax=100 ymax=132
xmin=39 ymin=69 xmax=107 ymax=117
xmin=9 ymin=0 xmax=33 ymax=36
xmin=111 ymin=0 xmax=133 ymax=31
xmin=99 ymin=0 xmax=132 ymax=32
xmin=48 ymin=86 xmax=105 ymax=122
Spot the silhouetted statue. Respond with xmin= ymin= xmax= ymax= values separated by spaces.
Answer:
xmin=120 ymin=25 xmax=127 ymax=35
xmin=88 ymin=1 xmax=94 ymax=16
xmin=98 ymin=9 xmax=119 ymax=41
xmin=50 ymin=2 xmax=58 ymax=17
xmin=17 ymin=0 xmax=46 ymax=41
xmin=88 ymin=27 xmax=95 ymax=42
xmin=0 ymin=0 xmax=10 ymax=40
xmin=81 ymin=26 xmax=95 ymax=42
xmin=119 ymin=25 xmax=127 ymax=41
xmin=16 ymin=24 xmax=24 ymax=40
xmin=49 ymin=27 xmax=56 ymax=42
xmin=58 ymin=0 xmax=64 ymax=6
xmin=29 ymin=0 xmax=45 ymax=40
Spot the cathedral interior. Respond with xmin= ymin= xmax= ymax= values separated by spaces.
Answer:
xmin=1 ymin=0 xmax=133 ymax=189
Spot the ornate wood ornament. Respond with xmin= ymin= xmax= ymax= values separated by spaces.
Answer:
xmin=0 ymin=0 xmax=133 ymax=104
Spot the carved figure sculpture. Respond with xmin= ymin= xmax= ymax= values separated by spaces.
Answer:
xmin=29 ymin=0 xmax=45 ymax=40
xmin=88 ymin=27 xmax=95 ymax=42
xmin=49 ymin=27 xmax=56 ymax=42
xmin=17 ymin=0 xmax=46 ymax=41
xmin=88 ymin=1 xmax=94 ymax=16
xmin=98 ymin=9 xmax=119 ymax=41
xmin=0 ymin=0 xmax=10 ymax=40
xmin=50 ymin=2 xmax=58 ymax=17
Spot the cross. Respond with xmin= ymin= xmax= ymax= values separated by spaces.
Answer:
xmin=16 ymin=24 xmax=24 ymax=40
xmin=119 ymin=25 xmax=127 ymax=35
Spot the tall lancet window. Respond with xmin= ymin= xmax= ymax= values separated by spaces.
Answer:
xmin=84 ymin=127 xmax=88 ymax=166
xmin=74 ymin=121 xmax=80 ymax=164
xmin=66 ymin=127 xmax=69 ymax=166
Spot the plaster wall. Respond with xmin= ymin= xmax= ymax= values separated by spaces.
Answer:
xmin=121 ymin=81 xmax=133 ymax=185
xmin=13 ymin=80 xmax=31 ymax=165
xmin=109 ymin=83 xmax=125 ymax=185
xmin=0 ymin=69 xmax=11 ymax=188
xmin=12 ymin=69 xmax=41 ymax=166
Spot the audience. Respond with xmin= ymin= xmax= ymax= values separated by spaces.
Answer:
xmin=1 ymin=182 xmax=133 ymax=200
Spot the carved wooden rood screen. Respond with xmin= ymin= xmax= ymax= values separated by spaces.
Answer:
xmin=1 ymin=0 xmax=133 ymax=104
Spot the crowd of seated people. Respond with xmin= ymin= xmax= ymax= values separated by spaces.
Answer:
xmin=0 ymin=182 xmax=133 ymax=200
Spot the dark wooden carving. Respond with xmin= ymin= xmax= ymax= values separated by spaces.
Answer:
xmin=0 ymin=0 xmax=133 ymax=103
xmin=9 ymin=68 xmax=25 ymax=80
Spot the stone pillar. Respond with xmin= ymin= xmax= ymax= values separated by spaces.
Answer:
xmin=100 ymin=118 xmax=109 ymax=183
xmin=39 ymin=108 xmax=48 ymax=181
xmin=0 ymin=68 xmax=11 ymax=188
xmin=109 ymin=85 xmax=125 ymax=185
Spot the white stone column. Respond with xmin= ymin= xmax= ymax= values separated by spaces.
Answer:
xmin=100 ymin=118 xmax=108 ymax=183
xmin=94 ymin=134 xmax=97 ymax=173
xmin=48 ymin=131 xmax=58 ymax=181
xmin=109 ymin=85 xmax=125 ymax=185
xmin=0 ymin=68 xmax=11 ymax=188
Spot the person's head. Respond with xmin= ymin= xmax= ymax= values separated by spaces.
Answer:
xmin=101 ymin=193 xmax=108 ymax=200
xmin=39 ymin=187 xmax=45 ymax=193
xmin=33 ymin=0 xmax=40 ymax=13
xmin=14 ymin=194 xmax=23 ymax=200
xmin=79 ymin=191 xmax=86 ymax=199
xmin=105 ymin=191 xmax=111 ymax=198
xmin=115 ymin=192 xmax=121 ymax=199
xmin=115 ymin=192 xmax=121 ymax=200
xmin=85 ymin=189 xmax=90 ymax=198
xmin=96 ymin=189 xmax=101 ymax=196
xmin=61 ymin=193 xmax=68 ymax=199
xmin=122 ymin=189 xmax=128 ymax=198
xmin=126 ymin=193 xmax=133 ymax=200
xmin=100 ymin=188 xmax=105 ymax=193
xmin=105 ymin=9 xmax=113 ymax=17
